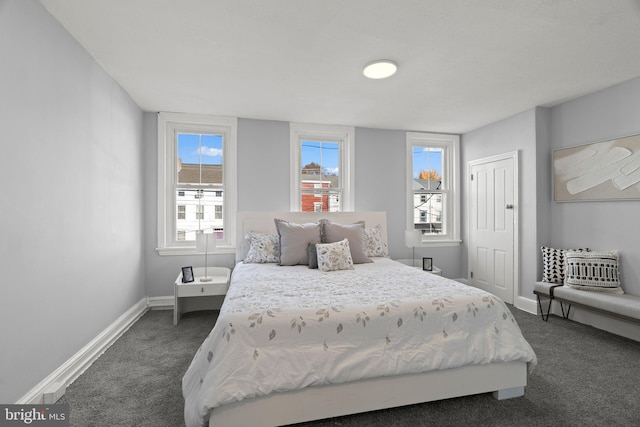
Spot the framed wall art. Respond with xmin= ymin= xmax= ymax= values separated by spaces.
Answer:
xmin=553 ymin=133 xmax=640 ymax=202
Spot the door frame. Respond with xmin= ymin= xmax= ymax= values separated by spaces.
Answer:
xmin=467 ymin=150 xmax=519 ymax=304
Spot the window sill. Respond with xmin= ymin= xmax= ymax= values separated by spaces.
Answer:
xmin=418 ymin=239 xmax=461 ymax=248
xmin=156 ymin=246 xmax=236 ymax=256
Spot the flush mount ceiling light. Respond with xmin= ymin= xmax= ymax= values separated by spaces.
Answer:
xmin=363 ymin=60 xmax=398 ymax=79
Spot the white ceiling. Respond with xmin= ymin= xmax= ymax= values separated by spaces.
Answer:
xmin=40 ymin=0 xmax=640 ymax=134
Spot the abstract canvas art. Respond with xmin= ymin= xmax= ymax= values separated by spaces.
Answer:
xmin=553 ymin=134 xmax=640 ymax=201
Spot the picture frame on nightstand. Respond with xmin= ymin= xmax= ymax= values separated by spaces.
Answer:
xmin=181 ymin=266 xmax=194 ymax=283
xmin=422 ymin=257 xmax=433 ymax=271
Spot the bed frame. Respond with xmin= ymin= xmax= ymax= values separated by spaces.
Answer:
xmin=209 ymin=211 xmax=528 ymax=427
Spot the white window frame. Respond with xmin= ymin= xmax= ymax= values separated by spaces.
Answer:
xmin=289 ymin=123 xmax=355 ymax=212
xmin=157 ymin=112 xmax=237 ymax=255
xmin=406 ymin=132 xmax=461 ymax=246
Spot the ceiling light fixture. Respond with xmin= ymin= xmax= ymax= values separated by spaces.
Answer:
xmin=363 ymin=60 xmax=398 ymax=79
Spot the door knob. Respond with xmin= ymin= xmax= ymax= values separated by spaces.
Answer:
xmin=505 ymin=204 xmax=514 ymax=209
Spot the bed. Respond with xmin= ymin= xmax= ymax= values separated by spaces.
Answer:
xmin=182 ymin=211 xmax=537 ymax=427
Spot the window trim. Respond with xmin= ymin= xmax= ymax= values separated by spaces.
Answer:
xmin=406 ymin=132 xmax=461 ymax=247
xmin=289 ymin=122 xmax=355 ymax=212
xmin=157 ymin=112 xmax=237 ymax=255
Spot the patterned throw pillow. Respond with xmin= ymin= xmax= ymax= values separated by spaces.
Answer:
xmin=565 ymin=250 xmax=623 ymax=294
xmin=541 ymin=246 xmax=589 ymax=284
xmin=244 ymin=232 xmax=280 ymax=263
xmin=364 ymin=225 xmax=388 ymax=257
xmin=316 ymin=239 xmax=354 ymax=272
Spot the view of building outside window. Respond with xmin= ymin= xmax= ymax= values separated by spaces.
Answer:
xmin=300 ymin=140 xmax=341 ymax=212
xmin=412 ymin=146 xmax=444 ymax=235
xmin=176 ymin=133 xmax=224 ymax=241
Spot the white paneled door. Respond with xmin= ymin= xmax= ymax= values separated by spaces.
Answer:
xmin=468 ymin=152 xmax=518 ymax=304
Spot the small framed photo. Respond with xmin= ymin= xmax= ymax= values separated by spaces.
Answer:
xmin=181 ymin=266 xmax=194 ymax=283
xmin=422 ymin=257 xmax=433 ymax=271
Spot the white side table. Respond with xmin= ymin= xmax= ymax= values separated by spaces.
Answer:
xmin=428 ymin=266 xmax=442 ymax=276
xmin=413 ymin=266 xmax=442 ymax=276
xmin=174 ymin=266 xmax=230 ymax=325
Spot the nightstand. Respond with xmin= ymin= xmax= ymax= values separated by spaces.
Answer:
xmin=428 ymin=266 xmax=442 ymax=276
xmin=174 ymin=267 xmax=230 ymax=325
xmin=413 ymin=266 xmax=442 ymax=276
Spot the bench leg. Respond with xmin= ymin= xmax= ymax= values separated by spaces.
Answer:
xmin=536 ymin=294 xmax=552 ymax=321
xmin=560 ymin=301 xmax=571 ymax=319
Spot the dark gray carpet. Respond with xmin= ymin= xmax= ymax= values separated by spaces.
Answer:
xmin=58 ymin=310 xmax=216 ymax=427
xmin=60 ymin=307 xmax=640 ymax=426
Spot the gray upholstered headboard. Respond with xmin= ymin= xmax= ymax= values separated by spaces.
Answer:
xmin=236 ymin=211 xmax=388 ymax=261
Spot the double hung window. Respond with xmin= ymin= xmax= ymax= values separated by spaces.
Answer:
xmin=406 ymin=132 xmax=460 ymax=245
xmin=290 ymin=123 xmax=354 ymax=212
xmin=157 ymin=113 xmax=237 ymax=254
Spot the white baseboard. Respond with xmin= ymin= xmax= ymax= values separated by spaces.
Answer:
xmin=515 ymin=295 xmax=537 ymax=315
xmin=16 ymin=297 xmax=149 ymax=404
xmin=148 ymin=295 xmax=174 ymax=310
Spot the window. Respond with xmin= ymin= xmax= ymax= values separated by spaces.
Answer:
xmin=290 ymin=123 xmax=355 ymax=212
xmin=195 ymin=205 xmax=204 ymax=220
xmin=406 ymin=132 xmax=460 ymax=246
xmin=157 ymin=113 xmax=237 ymax=254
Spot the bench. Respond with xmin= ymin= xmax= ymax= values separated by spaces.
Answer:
xmin=534 ymin=281 xmax=640 ymax=324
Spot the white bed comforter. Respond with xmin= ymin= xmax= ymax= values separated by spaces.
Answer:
xmin=183 ymin=258 xmax=536 ymax=427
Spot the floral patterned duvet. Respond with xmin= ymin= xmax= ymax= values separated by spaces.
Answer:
xmin=182 ymin=258 xmax=537 ymax=427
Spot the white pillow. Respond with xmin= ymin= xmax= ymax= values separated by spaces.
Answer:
xmin=540 ymin=246 xmax=589 ymax=284
xmin=244 ymin=232 xmax=280 ymax=263
xmin=316 ymin=239 xmax=354 ymax=272
xmin=364 ymin=225 xmax=388 ymax=257
xmin=564 ymin=250 xmax=623 ymax=294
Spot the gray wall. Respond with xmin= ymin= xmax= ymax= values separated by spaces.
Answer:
xmin=549 ymin=77 xmax=640 ymax=296
xmin=237 ymin=118 xmax=291 ymax=211
xmin=0 ymin=0 xmax=145 ymax=403
xmin=460 ymin=77 xmax=640 ymax=304
xmin=535 ymin=107 xmax=552 ymax=272
xmin=355 ymin=127 xmax=463 ymax=278
xmin=461 ymin=108 xmax=542 ymax=302
xmin=142 ymin=113 xmax=237 ymax=299
xmin=11 ymin=0 xmax=640 ymax=404
xmin=144 ymin=118 xmax=465 ymax=297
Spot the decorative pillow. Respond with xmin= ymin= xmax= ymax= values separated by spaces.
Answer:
xmin=274 ymin=219 xmax=322 ymax=266
xmin=244 ymin=232 xmax=280 ymax=263
xmin=564 ymin=250 xmax=623 ymax=294
xmin=316 ymin=239 xmax=354 ymax=272
xmin=541 ymin=246 xmax=589 ymax=284
xmin=307 ymin=241 xmax=320 ymax=269
xmin=320 ymin=220 xmax=371 ymax=264
xmin=364 ymin=225 xmax=388 ymax=257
